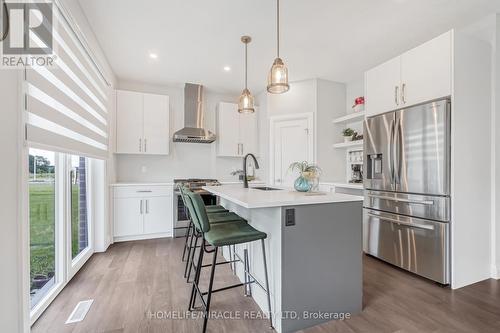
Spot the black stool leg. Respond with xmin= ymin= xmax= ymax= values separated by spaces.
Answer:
xmin=181 ymin=221 xmax=192 ymax=262
xmin=243 ymin=248 xmax=251 ymax=297
xmin=189 ymin=237 xmax=204 ymax=310
xmin=203 ymin=246 xmax=218 ymax=333
xmin=184 ymin=225 xmax=196 ymax=279
xmin=261 ymin=239 xmax=273 ymax=329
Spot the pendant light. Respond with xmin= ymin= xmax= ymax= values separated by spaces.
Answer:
xmin=267 ymin=0 xmax=289 ymax=94
xmin=238 ymin=36 xmax=255 ymax=113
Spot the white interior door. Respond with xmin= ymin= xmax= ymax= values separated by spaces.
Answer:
xmin=116 ymin=90 xmax=143 ymax=154
xmin=143 ymin=93 xmax=170 ymax=155
xmin=272 ymin=116 xmax=313 ymax=187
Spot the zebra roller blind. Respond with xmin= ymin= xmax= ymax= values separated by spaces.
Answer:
xmin=24 ymin=3 xmax=110 ymax=159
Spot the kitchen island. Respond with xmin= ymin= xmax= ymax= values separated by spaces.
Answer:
xmin=202 ymin=185 xmax=364 ymax=333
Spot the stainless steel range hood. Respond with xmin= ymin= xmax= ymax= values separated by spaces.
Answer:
xmin=173 ymin=83 xmax=216 ymax=143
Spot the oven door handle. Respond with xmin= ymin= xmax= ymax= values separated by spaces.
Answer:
xmin=367 ymin=193 xmax=434 ymax=206
xmin=366 ymin=212 xmax=435 ymax=230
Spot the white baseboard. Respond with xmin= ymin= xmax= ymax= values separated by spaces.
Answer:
xmin=113 ymin=232 xmax=172 ymax=243
xmin=491 ymin=265 xmax=500 ymax=279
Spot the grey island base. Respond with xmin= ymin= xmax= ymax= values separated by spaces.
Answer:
xmin=202 ymin=185 xmax=364 ymax=333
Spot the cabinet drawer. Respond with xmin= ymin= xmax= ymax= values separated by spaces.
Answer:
xmin=114 ymin=186 xmax=173 ymax=198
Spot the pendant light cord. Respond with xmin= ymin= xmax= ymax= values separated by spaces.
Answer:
xmin=276 ymin=0 xmax=280 ymax=58
xmin=245 ymin=41 xmax=248 ymax=89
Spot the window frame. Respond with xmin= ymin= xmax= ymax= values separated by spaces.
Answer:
xmin=25 ymin=148 xmax=95 ymax=325
xmin=66 ymin=155 xmax=94 ymax=279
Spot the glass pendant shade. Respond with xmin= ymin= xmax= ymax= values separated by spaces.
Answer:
xmin=267 ymin=57 xmax=290 ymax=94
xmin=238 ymin=88 xmax=255 ymax=113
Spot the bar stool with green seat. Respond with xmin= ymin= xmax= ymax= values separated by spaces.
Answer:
xmin=179 ymin=186 xmax=246 ymax=281
xmin=180 ymin=186 xmax=229 ymax=263
xmin=185 ymin=190 xmax=273 ymax=333
xmin=180 ymin=185 xmax=229 ymax=262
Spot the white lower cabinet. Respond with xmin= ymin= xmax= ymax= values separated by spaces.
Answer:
xmin=143 ymin=196 xmax=172 ymax=235
xmin=114 ymin=197 xmax=144 ymax=237
xmin=113 ymin=185 xmax=173 ymax=242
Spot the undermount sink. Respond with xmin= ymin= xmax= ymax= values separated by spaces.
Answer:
xmin=252 ymin=186 xmax=282 ymax=191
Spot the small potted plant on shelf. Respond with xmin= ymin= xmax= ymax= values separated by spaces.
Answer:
xmin=352 ymin=96 xmax=365 ymax=113
xmin=342 ymin=128 xmax=355 ymax=142
xmin=288 ymin=161 xmax=322 ymax=192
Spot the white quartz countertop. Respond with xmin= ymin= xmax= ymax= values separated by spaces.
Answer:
xmin=110 ymin=182 xmax=174 ymax=187
xmin=203 ymin=184 xmax=363 ymax=209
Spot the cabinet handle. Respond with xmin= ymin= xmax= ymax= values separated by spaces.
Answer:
xmin=241 ymin=143 xmax=244 ymax=155
xmin=144 ymin=138 xmax=147 ymax=152
xmin=146 ymin=199 xmax=149 ymax=214
xmin=394 ymin=86 xmax=399 ymax=106
xmin=140 ymin=199 xmax=143 ymax=214
xmin=139 ymin=138 xmax=142 ymax=152
xmin=401 ymin=83 xmax=406 ymax=104
xmin=237 ymin=143 xmax=241 ymax=155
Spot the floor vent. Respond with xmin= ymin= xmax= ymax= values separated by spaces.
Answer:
xmin=65 ymin=299 xmax=94 ymax=324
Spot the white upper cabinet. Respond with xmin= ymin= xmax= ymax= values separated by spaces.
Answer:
xmin=365 ymin=31 xmax=452 ymax=117
xmin=365 ymin=57 xmax=402 ymax=117
xmin=217 ymin=102 xmax=258 ymax=157
xmin=239 ymin=112 xmax=258 ymax=155
xmin=116 ymin=90 xmax=170 ymax=155
xmin=116 ymin=90 xmax=144 ymax=154
xmin=143 ymin=93 xmax=170 ymax=155
xmin=217 ymin=102 xmax=240 ymax=156
xmin=401 ymin=31 xmax=452 ymax=107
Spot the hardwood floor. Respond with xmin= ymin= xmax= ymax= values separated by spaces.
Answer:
xmin=32 ymin=238 xmax=500 ymax=333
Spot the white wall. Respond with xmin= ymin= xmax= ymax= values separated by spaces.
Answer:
xmin=492 ymin=14 xmax=500 ymax=279
xmin=115 ymin=81 xmax=247 ymax=182
xmin=451 ymin=28 xmax=492 ymax=288
xmin=462 ymin=14 xmax=500 ymax=281
xmin=258 ymin=79 xmax=347 ymax=183
xmin=316 ymin=79 xmax=346 ymax=182
xmin=0 ymin=71 xmax=22 ymax=332
xmin=345 ymin=77 xmax=365 ymax=111
xmin=344 ymin=78 xmax=365 ymax=135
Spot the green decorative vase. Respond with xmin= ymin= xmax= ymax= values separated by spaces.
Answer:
xmin=294 ymin=175 xmax=312 ymax=192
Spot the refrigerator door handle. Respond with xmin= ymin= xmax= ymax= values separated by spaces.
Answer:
xmin=366 ymin=193 xmax=434 ymax=206
xmin=394 ymin=117 xmax=402 ymax=185
xmin=367 ymin=212 xmax=435 ymax=230
xmin=389 ymin=119 xmax=395 ymax=185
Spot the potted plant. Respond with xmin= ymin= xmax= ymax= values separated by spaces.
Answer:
xmin=288 ymin=161 xmax=322 ymax=192
xmin=342 ymin=128 xmax=355 ymax=142
xmin=352 ymin=96 xmax=365 ymax=112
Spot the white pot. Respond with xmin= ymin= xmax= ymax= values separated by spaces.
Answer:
xmin=344 ymin=136 xmax=353 ymax=142
xmin=353 ymin=104 xmax=365 ymax=113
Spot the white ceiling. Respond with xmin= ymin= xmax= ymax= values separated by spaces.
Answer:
xmin=78 ymin=0 xmax=500 ymax=94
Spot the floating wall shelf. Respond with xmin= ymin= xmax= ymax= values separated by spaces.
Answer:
xmin=333 ymin=140 xmax=364 ymax=149
xmin=332 ymin=112 xmax=365 ymax=124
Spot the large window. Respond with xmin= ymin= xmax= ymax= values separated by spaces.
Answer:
xmin=29 ymin=149 xmax=57 ymax=309
xmin=28 ymin=149 xmax=95 ymax=321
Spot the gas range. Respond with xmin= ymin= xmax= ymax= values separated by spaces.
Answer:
xmin=174 ymin=178 xmax=221 ymax=194
xmin=173 ymin=179 xmax=221 ymax=238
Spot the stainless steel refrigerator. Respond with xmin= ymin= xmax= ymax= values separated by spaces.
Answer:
xmin=363 ymin=98 xmax=451 ymax=284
